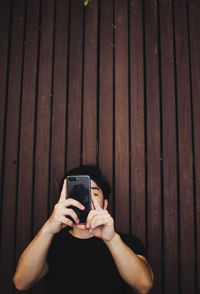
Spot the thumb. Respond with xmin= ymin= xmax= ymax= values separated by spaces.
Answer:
xmin=58 ymin=179 xmax=67 ymax=203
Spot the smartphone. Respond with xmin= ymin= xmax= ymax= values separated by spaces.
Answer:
xmin=67 ymin=175 xmax=91 ymax=224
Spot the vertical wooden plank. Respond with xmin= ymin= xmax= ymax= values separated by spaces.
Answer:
xmin=174 ymin=0 xmax=195 ymax=293
xmin=33 ymin=0 xmax=54 ymax=232
xmin=159 ymin=1 xmax=179 ymax=293
xmin=99 ymin=0 xmax=114 ymax=213
xmin=0 ymin=0 xmax=11 ymax=206
xmin=188 ymin=0 xmax=200 ymax=293
xmin=82 ymin=0 xmax=98 ymax=165
xmin=114 ymin=0 xmax=129 ymax=233
xmin=129 ymin=0 xmax=146 ymax=244
xmin=144 ymin=0 xmax=162 ymax=293
xmin=0 ymin=4 xmax=11 ymax=289
xmin=0 ymin=0 xmax=26 ymax=292
xmin=49 ymin=0 xmax=69 ymax=212
xmin=67 ymin=0 xmax=83 ymax=171
xmin=15 ymin=0 xmax=40 ymax=280
xmin=32 ymin=0 xmax=54 ymax=292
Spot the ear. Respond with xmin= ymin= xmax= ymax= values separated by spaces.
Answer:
xmin=103 ymin=199 xmax=108 ymax=210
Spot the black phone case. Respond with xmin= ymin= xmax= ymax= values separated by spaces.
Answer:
xmin=67 ymin=175 xmax=91 ymax=224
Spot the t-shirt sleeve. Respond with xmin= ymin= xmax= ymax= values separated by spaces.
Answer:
xmin=46 ymin=240 xmax=53 ymax=266
xmin=120 ymin=233 xmax=147 ymax=258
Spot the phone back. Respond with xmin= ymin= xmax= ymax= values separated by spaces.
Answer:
xmin=67 ymin=175 xmax=91 ymax=224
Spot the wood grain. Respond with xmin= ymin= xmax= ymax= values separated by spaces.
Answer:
xmin=0 ymin=0 xmax=26 ymax=292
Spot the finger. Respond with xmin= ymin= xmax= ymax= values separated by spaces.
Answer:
xmin=62 ymin=198 xmax=85 ymax=210
xmin=64 ymin=208 xmax=80 ymax=224
xmin=103 ymin=199 xmax=108 ymax=210
xmin=58 ymin=179 xmax=67 ymax=203
xmin=90 ymin=214 xmax=111 ymax=230
xmin=91 ymin=195 xmax=103 ymax=211
xmin=86 ymin=210 xmax=108 ymax=229
xmin=75 ymin=224 xmax=87 ymax=230
xmin=60 ymin=216 xmax=74 ymax=227
xmin=86 ymin=210 xmax=97 ymax=228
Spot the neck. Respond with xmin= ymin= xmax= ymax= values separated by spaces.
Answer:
xmin=70 ymin=225 xmax=94 ymax=239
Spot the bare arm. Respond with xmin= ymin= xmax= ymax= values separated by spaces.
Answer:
xmin=13 ymin=223 xmax=53 ymax=290
xmin=13 ymin=180 xmax=84 ymax=290
xmin=104 ymin=233 xmax=154 ymax=294
xmin=86 ymin=196 xmax=154 ymax=294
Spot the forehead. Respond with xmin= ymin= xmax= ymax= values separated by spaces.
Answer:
xmin=90 ymin=179 xmax=99 ymax=189
xmin=90 ymin=180 xmax=103 ymax=194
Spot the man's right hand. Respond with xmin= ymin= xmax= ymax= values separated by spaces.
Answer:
xmin=45 ymin=179 xmax=85 ymax=235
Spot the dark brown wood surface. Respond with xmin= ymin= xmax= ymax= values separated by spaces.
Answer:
xmin=0 ymin=0 xmax=11 ymax=212
xmin=33 ymin=0 xmax=54 ymax=231
xmin=174 ymin=0 xmax=195 ymax=293
xmin=0 ymin=1 xmax=199 ymax=294
xmin=32 ymin=1 xmax=55 ymax=293
xmin=144 ymin=0 xmax=162 ymax=292
xmin=114 ymin=0 xmax=129 ymax=234
xmin=82 ymin=0 xmax=98 ymax=165
xmin=129 ymin=0 xmax=146 ymax=245
xmin=159 ymin=0 xmax=179 ymax=293
xmin=0 ymin=0 xmax=26 ymax=293
xmin=15 ymin=2 xmax=41 ymax=294
xmin=66 ymin=0 xmax=83 ymax=171
xmin=99 ymin=0 xmax=114 ymax=214
xmin=189 ymin=1 xmax=200 ymax=292
xmin=49 ymin=0 xmax=69 ymax=212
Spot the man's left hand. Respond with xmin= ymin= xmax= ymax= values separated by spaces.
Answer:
xmin=85 ymin=197 xmax=115 ymax=241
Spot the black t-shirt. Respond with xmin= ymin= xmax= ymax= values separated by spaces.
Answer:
xmin=45 ymin=228 xmax=146 ymax=294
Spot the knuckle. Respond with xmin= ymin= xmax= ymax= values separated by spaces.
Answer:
xmin=72 ymin=212 xmax=77 ymax=219
xmin=64 ymin=199 xmax=70 ymax=206
xmin=54 ymin=203 xmax=59 ymax=210
xmin=91 ymin=210 xmax=97 ymax=216
xmin=65 ymin=218 xmax=71 ymax=225
xmin=68 ymin=209 xmax=77 ymax=219
xmin=68 ymin=208 xmax=75 ymax=215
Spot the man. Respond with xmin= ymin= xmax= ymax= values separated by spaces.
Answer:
xmin=13 ymin=165 xmax=154 ymax=294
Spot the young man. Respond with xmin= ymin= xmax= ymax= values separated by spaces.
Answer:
xmin=13 ymin=165 xmax=154 ymax=294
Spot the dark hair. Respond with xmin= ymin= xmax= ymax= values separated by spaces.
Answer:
xmin=65 ymin=165 xmax=111 ymax=199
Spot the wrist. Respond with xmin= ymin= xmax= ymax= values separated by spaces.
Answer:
xmin=104 ymin=232 xmax=121 ymax=247
xmin=41 ymin=221 xmax=55 ymax=238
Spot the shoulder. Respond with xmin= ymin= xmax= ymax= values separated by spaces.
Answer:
xmin=118 ymin=233 xmax=147 ymax=258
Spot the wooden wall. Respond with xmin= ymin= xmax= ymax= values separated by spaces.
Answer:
xmin=0 ymin=0 xmax=199 ymax=293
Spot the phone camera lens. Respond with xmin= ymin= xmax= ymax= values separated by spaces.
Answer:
xmin=68 ymin=176 xmax=78 ymax=181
